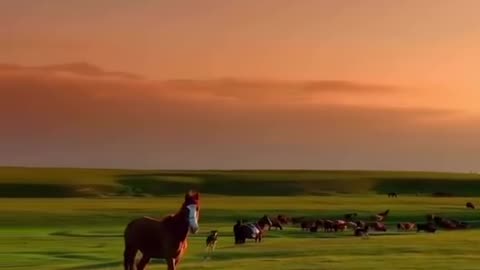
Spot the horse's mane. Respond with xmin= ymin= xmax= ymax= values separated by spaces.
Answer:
xmin=143 ymin=214 xmax=175 ymax=223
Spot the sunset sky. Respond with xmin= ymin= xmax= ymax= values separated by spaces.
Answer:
xmin=1 ymin=1 xmax=480 ymax=171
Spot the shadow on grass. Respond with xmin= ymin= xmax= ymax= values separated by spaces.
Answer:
xmin=63 ymin=261 xmax=121 ymax=270
xmin=0 ymin=184 xmax=75 ymax=198
xmin=374 ymin=178 xmax=480 ymax=197
xmin=116 ymin=173 xmax=306 ymax=196
xmin=50 ymin=231 xmax=122 ymax=238
xmin=0 ymin=183 xmax=116 ymax=198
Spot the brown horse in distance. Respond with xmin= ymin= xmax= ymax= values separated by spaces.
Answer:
xmin=368 ymin=221 xmax=387 ymax=232
xmin=123 ymin=190 xmax=201 ymax=270
xmin=300 ymin=219 xmax=317 ymax=231
xmin=268 ymin=215 xmax=289 ymax=230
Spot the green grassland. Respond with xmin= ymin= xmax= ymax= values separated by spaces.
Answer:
xmin=1 ymin=167 xmax=480 ymax=269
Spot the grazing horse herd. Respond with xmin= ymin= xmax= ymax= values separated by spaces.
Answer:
xmin=233 ymin=209 xmax=393 ymax=244
xmin=233 ymin=195 xmax=478 ymax=245
xmin=121 ymin=190 xmax=477 ymax=269
xmin=233 ymin=209 xmax=473 ymax=245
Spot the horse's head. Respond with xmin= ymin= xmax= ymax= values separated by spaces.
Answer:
xmin=184 ymin=190 xmax=200 ymax=234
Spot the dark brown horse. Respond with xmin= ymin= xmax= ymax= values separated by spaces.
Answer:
xmin=323 ymin=219 xmax=336 ymax=232
xmin=433 ymin=216 xmax=469 ymax=230
xmin=466 ymin=202 xmax=475 ymax=209
xmin=308 ymin=220 xmax=324 ymax=232
xmin=387 ymin=192 xmax=398 ymax=198
xmin=277 ymin=214 xmax=290 ymax=224
xmin=235 ymin=215 xmax=272 ymax=244
xmin=300 ymin=219 xmax=317 ymax=231
xmin=123 ymin=191 xmax=200 ymax=270
xmin=268 ymin=215 xmax=287 ymax=230
xmin=416 ymin=223 xmax=436 ymax=233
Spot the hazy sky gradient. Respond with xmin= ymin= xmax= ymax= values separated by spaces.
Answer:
xmin=1 ymin=1 xmax=479 ymax=171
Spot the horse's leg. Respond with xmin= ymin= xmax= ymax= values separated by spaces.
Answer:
xmin=136 ymin=255 xmax=150 ymax=270
xmin=123 ymin=246 xmax=136 ymax=270
xmin=167 ymin=258 xmax=176 ymax=270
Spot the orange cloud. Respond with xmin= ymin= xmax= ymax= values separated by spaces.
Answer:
xmin=0 ymin=63 xmax=477 ymax=171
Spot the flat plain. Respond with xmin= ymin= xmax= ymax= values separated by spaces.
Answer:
xmin=1 ymin=167 xmax=480 ymax=270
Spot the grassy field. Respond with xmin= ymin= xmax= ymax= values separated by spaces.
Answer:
xmin=1 ymin=168 xmax=480 ymax=269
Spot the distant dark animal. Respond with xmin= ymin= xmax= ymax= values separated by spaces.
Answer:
xmin=355 ymin=220 xmax=366 ymax=228
xmin=434 ymin=216 xmax=469 ymax=230
xmin=397 ymin=223 xmax=416 ymax=231
xmin=123 ymin=190 xmax=200 ymax=270
xmin=300 ymin=219 xmax=316 ymax=231
xmin=323 ymin=220 xmax=336 ymax=232
xmin=416 ymin=223 xmax=436 ymax=233
xmin=354 ymin=224 xmax=370 ymax=238
xmin=277 ymin=214 xmax=290 ymax=224
xmin=322 ymin=220 xmax=347 ymax=232
xmin=388 ymin=192 xmax=398 ymax=198
xmin=235 ymin=215 xmax=273 ymax=244
xmin=451 ymin=219 xmax=469 ymax=229
xmin=452 ymin=220 xmax=469 ymax=229
xmin=204 ymin=230 xmax=218 ymax=258
xmin=344 ymin=213 xmax=358 ymax=221
xmin=442 ymin=221 xmax=458 ymax=230
xmin=268 ymin=219 xmax=283 ymax=230
xmin=433 ymin=216 xmax=453 ymax=229
xmin=268 ymin=215 xmax=288 ymax=230
xmin=309 ymin=220 xmax=324 ymax=232
xmin=466 ymin=202 xmax=475 ymax=209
